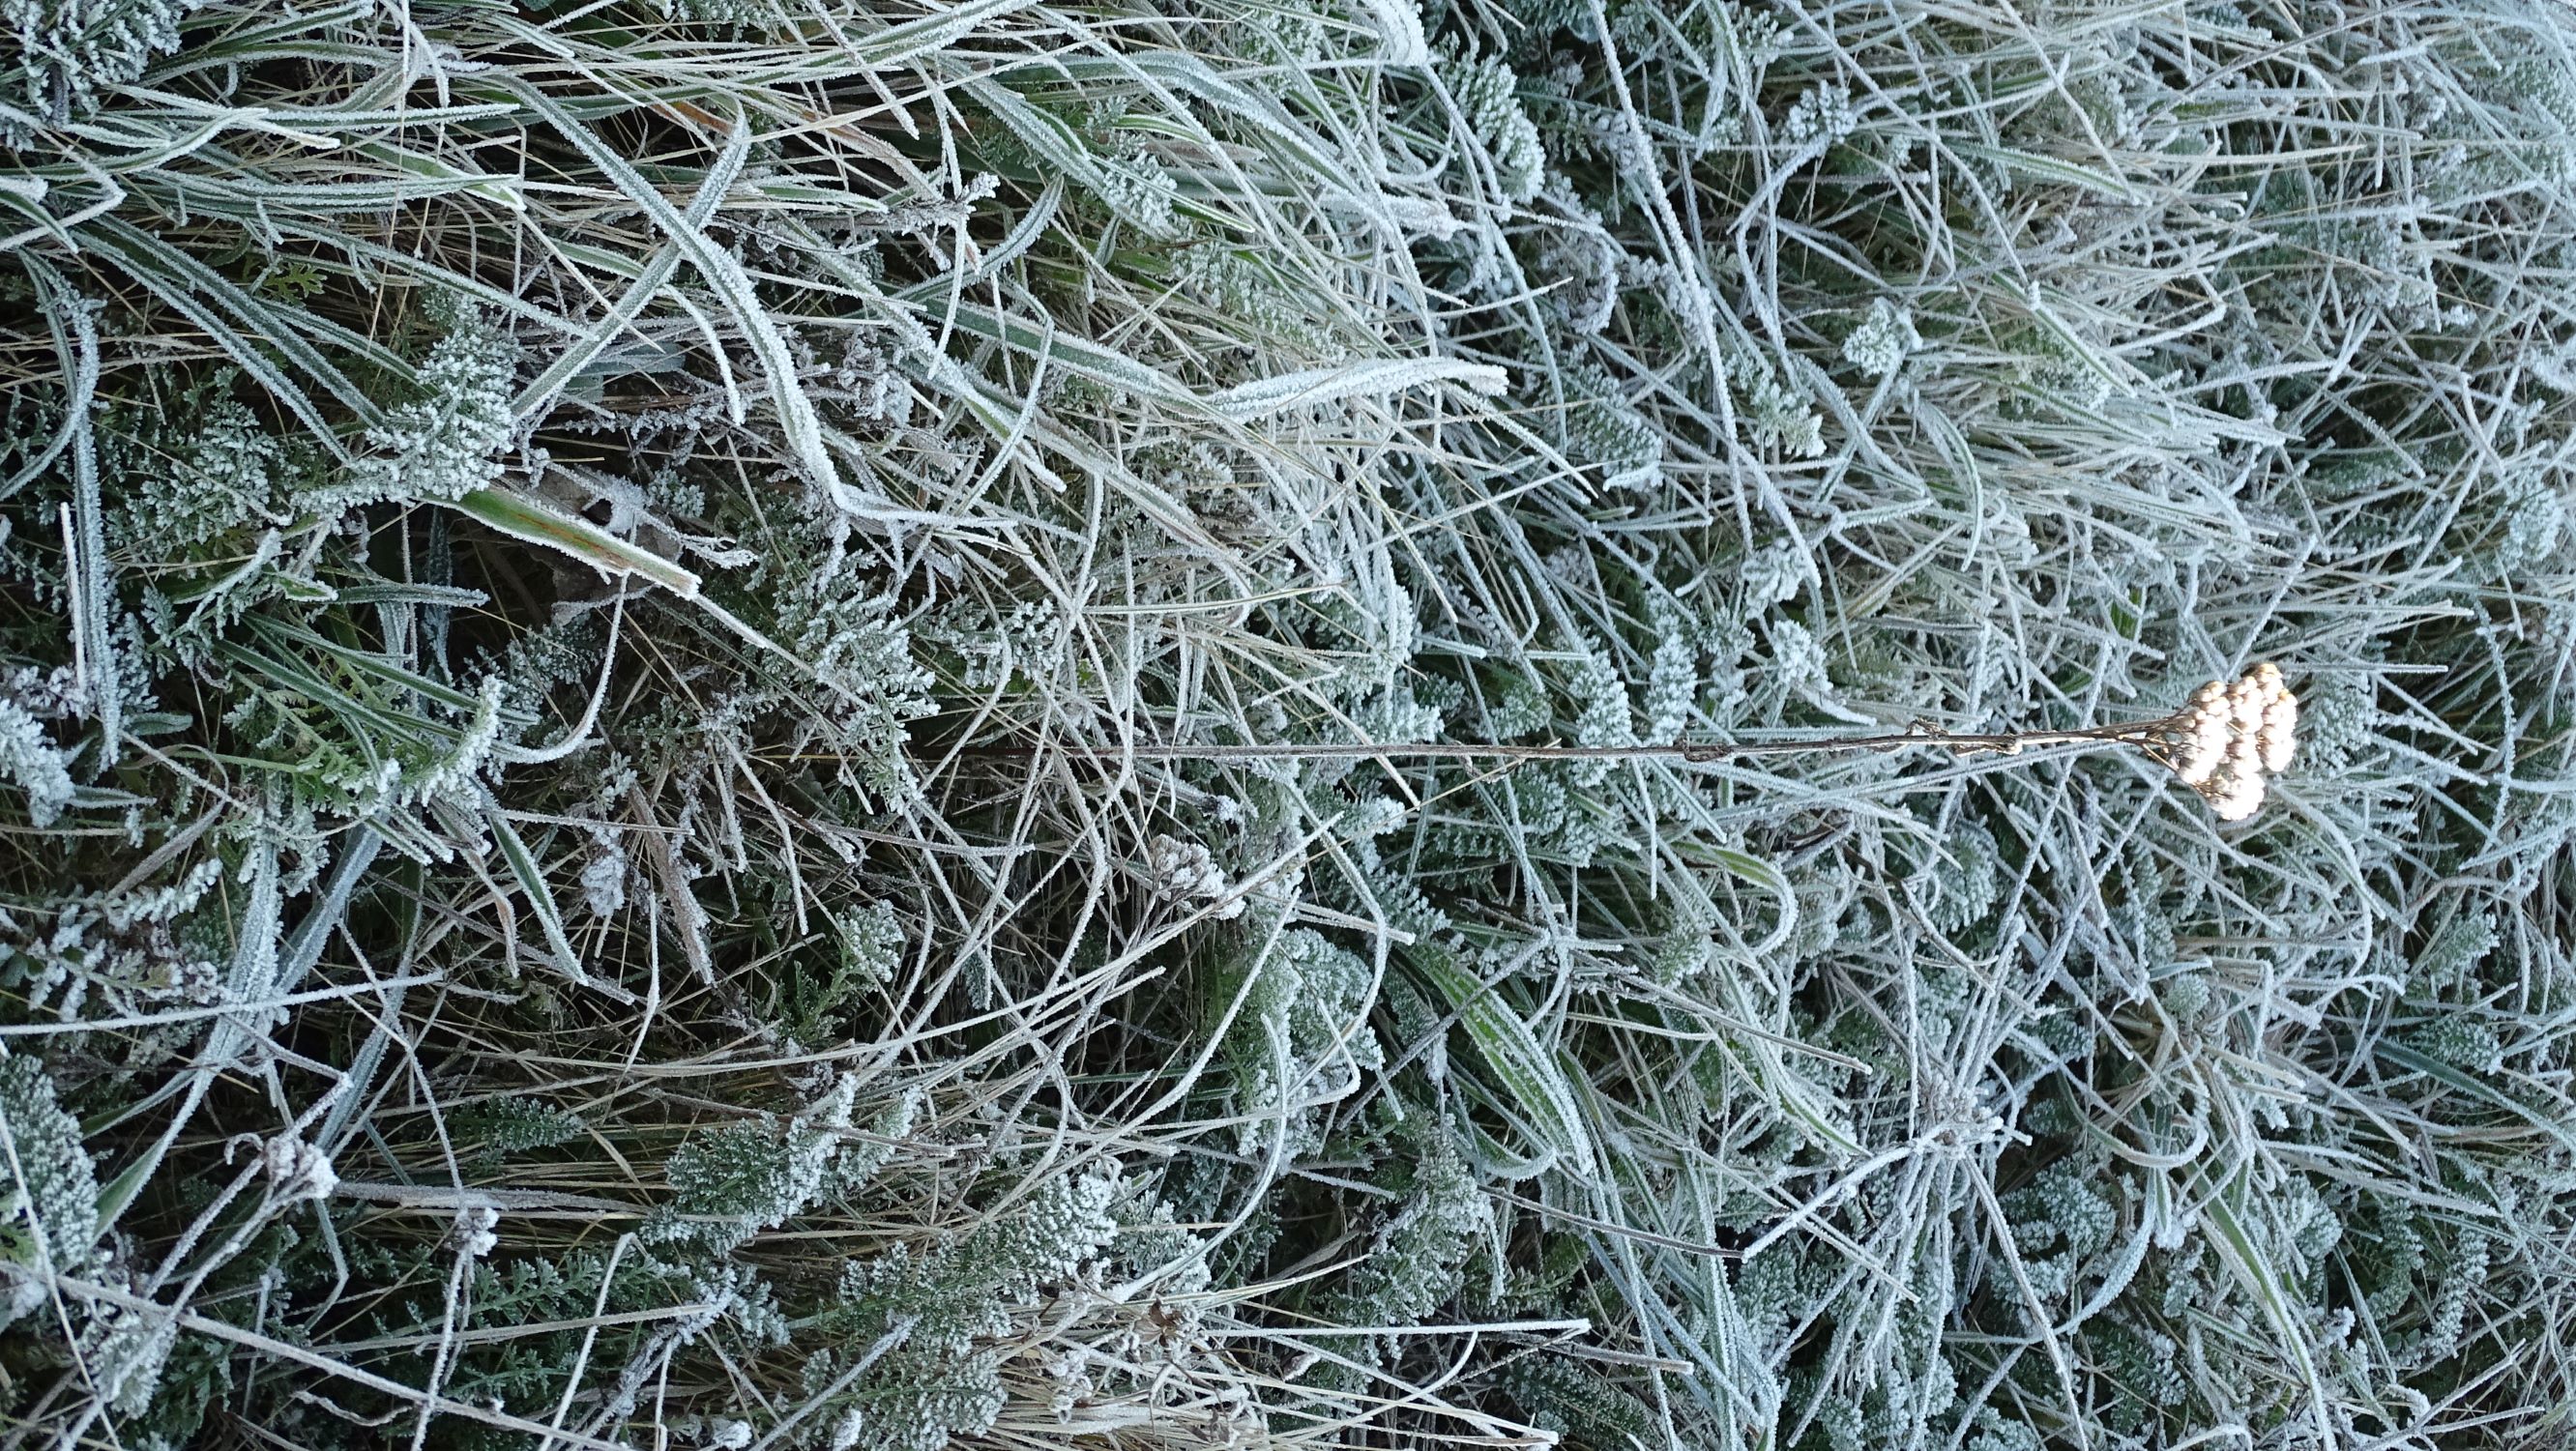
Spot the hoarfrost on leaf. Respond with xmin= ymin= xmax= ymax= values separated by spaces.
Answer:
xmin=309 ymin=300 xmax=517 ymax=514
xmin=1842 ymin=299 xmax=1921 ymax=378
xmin=0 ymin=1055 xmax=100 ymax=1321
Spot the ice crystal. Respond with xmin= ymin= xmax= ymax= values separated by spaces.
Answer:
xmin=676 ymin=1416 xmax=753 ymax=1449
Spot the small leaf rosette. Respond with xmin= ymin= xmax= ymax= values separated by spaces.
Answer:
xmin=2162 ymin=663 xmax=2298 ymax=821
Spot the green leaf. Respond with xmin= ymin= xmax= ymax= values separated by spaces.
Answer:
xmin=2201 ymin=1167 xmax=2331 ymax=1438
xmin=485 ymin=805 xmax=633 ymax=1006
xmin=1413 ymin=947 xmax=1595 ymax=1180
xmin=448 ymin=487 xmax=701 ymax=596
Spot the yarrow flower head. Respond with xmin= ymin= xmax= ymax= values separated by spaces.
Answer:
xmin=1143 ymin=834 xmax=1244 ymax=919
xmin=451 ymin=1204 xmax=501 ymax=1259
xmin=2158 ymin=663 xmax=2298 ymax=821
xmin=259 ymin=1135 xmax=337 ymax=1204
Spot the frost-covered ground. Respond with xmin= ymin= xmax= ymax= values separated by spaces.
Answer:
xmin=0 ymin=0 xmax=2571 ymax=1448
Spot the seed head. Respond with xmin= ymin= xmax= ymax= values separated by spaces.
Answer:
xmin=1143 ymin=834 xmax=1245 ymax=920
xmin=260 ymin=1135 xmax=337 ymax=1204
xmin=451 ymin=1204 xmax=501 ymax=1259
xmin=2160 ymin=664 xmax=2297 ymax=821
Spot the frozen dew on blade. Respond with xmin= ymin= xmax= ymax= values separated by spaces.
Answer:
xmin=2156 ymin=664 xmax=2297 ymax=822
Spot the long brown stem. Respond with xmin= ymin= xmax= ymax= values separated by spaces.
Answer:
xmin=930 ymin=720 xmax=2171 ymax=766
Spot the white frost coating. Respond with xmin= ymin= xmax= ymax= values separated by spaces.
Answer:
xmin=1366 ymin=0 xmax=1429 ymax=65
xmin=1213 ymin=360 xmax=1508 ymax=421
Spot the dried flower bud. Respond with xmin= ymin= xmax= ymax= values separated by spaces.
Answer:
xmin=261 ymin=1136 xmax=337 ymax=1204
xmin=2260 ymin=692 xmax=2298 ymax=773
xmin=2210 ymin=771 xmax=2265 ymax=822
xmin=1143 ymin=834 xmax=1245 ymax=920
xmin=2159 ymin=664 xmax=2298 ymax=821
xmin=2174 ymin=682 xmax=2231 ymax=786
xmin=452 ymin=1204 xmax=501 ymax=1259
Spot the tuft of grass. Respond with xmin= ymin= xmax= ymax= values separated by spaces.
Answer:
xmin=0 ymin=0 xmax=2570 ymax=1448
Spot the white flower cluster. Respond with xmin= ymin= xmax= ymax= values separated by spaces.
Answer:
xmin=1778 ymin=83 xmax=1858 ymax=160
xmin=2167 ymin=663 xmax=2298 ymax=821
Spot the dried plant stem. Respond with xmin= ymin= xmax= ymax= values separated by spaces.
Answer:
xmin=932 ymin=721 xmax=2173 ymax=765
